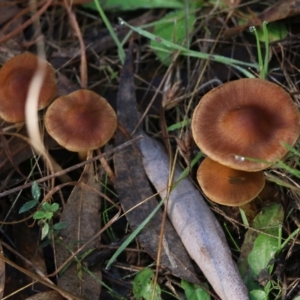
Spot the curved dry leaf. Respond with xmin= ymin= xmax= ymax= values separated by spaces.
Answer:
xmin=138 ymin=134 xmax=249 ymax=300
xmin=114 ymin=46 xmax=201 ymax=284
xmin=55 ymin=165 xmax=102 ymax=300
xmin=115 ymin=42 xmax=248 ymax=300
xmin=25 ymin=290 xmax=64 ymax=300
xmin=224 ymin=0 xmax=300 ymax=37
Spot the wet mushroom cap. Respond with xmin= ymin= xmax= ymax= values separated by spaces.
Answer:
xmin=191 ymin=78 xmax=300 ymax=171
xmin=0 ymin=52 xmax=57 ymax=123
xmin=197 ymin=157 xmax=265 ymax=206
xmin=44 ymin=89 xmax=117 ymax=152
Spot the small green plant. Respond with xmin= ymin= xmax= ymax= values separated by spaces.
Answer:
xmin=19 ymin=181 xmax=67 ymax=240
xmin=33 ymin=202 xmax=67 ymax=240
xmin=238 ymin=203 xmax=284 ymax=300
xmin=181 ymin=280 xmax=211 ymax=300
xmin=19 ymin=181 xmax=41 ymax=214
xmin=133 ymin=268 xmax=161 ymax=300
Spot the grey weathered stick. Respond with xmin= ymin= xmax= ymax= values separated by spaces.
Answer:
xmin=139 ymin=134 xmax=249 ymax=300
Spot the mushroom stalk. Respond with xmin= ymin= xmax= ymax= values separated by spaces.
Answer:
xmin=138 ymin=134 xmax=249 ymax=300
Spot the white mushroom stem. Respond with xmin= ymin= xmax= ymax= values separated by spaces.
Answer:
xmin=138 ymin=134 xmax=249 ymax=300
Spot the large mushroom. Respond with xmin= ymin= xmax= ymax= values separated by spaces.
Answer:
xmin=197 ymin=157 xmax=265 ymax=206
xmin=0 ymin=52 xmax=57 ymax=123
xmin=44 ymin=89 xmax=117 ymax=154
xmin=191 ymin=78 xmax=300 ymax=171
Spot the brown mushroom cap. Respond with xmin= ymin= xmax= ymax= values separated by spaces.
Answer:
xmin=191 ymin=78 xmax=300 ymax=171
xmin=44 ymin=89 xmax=117 ymax=152
xmin=197 ymin=157 xmax=265 ymax=206
xmin=0 ymin=52 xmax=57 ymax=123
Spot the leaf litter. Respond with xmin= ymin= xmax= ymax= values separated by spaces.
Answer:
xmin=0 ymin=0 xmax=300 ymax=299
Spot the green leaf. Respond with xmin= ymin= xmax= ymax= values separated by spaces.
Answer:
xmin=238 ymin=203 xmax=284 ymax=293
xmin=33 ymin=211 xmax=53 ymax=220
xmin=256 ymin=22 xmax=288 ymax=43
xmin=84 ymin=0 xmax=184 ymax=11
xmin=42 ymin=202 xmax=59 ymax=213
xmin=133 ymin=268 xmax=161 ymax=300
xmin=19 ymin=199 xmax=38 ymax=214
xmin=150 ymin=10 xmax=195 ymax=66
xmin=239 ymin=18 xmax=288 ymax=43
xmin=249 ymin=289 xmax=267 ymax=300
xmin=42 ymin=202 xmax=52 ymax=211
xmin=44 ymin=211 xmax=54 ymax=220
xmin=31 ymin=181 xmax=41 ymax=202
xmin=181 ymin=280 xmax=211 ymax=300
xmin=41 ymin=222 xmax=49 ymax=240
xmin=52 ymin=222 xmax=68 ymax=230
xmin=248 ymin=234 xmax=278 ymax=276
xmin=252 ymin=203 xmax=284 ymax=236
xmin=49 ymin=203 xmax=59 ymax=212
xmin=33 ymin=211 xmax=47 ymax=220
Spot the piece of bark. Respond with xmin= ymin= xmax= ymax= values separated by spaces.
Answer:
xmin=113 ymin=44 xmax=201 ymax=285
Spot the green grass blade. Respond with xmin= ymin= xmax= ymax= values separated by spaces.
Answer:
xmin=250 ymin=26 xmax=265 ymax=79
xmin=105 ymin=197 xmax=165 ymax=269
xmin=263 ymin=21 xmax=269 ymax=78
xmin=119 ymin=18 xmax=259 ymax=73
xmin=106 ymin=150 xmax=203 ymax=269
xmin=94 ymin=0 xmax=125 ymax=64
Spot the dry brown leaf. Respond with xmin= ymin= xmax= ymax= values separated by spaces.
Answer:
xmin=112 ymin=39 xmax=248 ymax=300
xmin=223 ymin=0 xmax=241 ymax=8
xmin=0 ymin=1 xmax=20 ymax=27
xmin=55 ymin=164 xmax=102 ymax=299
xmin=114 ymin=44 xmax=201 ymax=284
xmin=25 ymin=290 xmax=64 ymax=300
xmin=260 ymin=0 xmax=300 ymax=23
xmin=139 ymin=134 xmax=249 ymax=300
xmin=12 ymin=222 xmax=49 ymax=293
xmin=0 ymin=128 xmax=57 ymax=174
xmin=224 ymin=0 xmax=300 ymax=37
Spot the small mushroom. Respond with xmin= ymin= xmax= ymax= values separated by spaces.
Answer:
xmin=191 ymin=78 xmax=300 ymax=171
xmin=44 ymin=89 xmax=117 ymax=153
xmin=197 ymin=157 xmax=265 ymax=206
xmin=0 ymin=52 xmax=57 ymax=123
